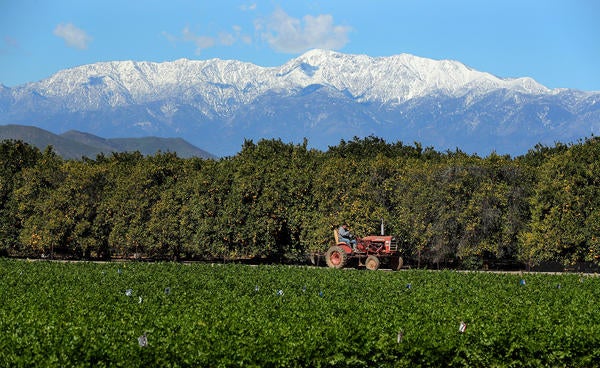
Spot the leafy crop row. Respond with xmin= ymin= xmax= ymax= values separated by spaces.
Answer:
xmin=1 ymin=259 xmax=600 ymax=367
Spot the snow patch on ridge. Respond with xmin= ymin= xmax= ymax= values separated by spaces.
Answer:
xmin=12 ymin=49 xmax=555 ymax=112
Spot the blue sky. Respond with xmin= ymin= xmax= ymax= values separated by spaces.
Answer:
xmin=1 ymin=0 xmax=598 ymax=91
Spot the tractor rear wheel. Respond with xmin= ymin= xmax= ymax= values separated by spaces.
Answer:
xmin=390 ymin=256 xmax=404 ymax=271
xmin=365 ymin=255 xmax=380 ymax=271
xmin=325 ymin=246 xmax=348 ymax=269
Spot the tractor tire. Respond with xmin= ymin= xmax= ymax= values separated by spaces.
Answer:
xmin=390 ymin=256 xmax=404 ymax=271
xmin=365 ymin=255 xmax=380 ymax=271
xmin=325 ymin=246 xmax=348 ymax=269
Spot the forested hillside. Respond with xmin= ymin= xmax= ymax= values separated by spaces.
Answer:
xmin=1 ymin=136 xmax=598 ymax=270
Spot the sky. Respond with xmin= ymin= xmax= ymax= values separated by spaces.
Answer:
xmin=1 ymin=0 xmax=598 ymax=91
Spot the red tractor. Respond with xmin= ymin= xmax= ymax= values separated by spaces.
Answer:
xmin=315 ymin=221 xmax=404 ymax=271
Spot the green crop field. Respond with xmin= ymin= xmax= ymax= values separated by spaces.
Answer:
xmin=1 ymin=259 xmax=600 ymax=367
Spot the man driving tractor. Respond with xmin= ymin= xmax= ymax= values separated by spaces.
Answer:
xmin=338 ymin=223 xmax=357 ymax=251
xmin=320 ymin=220 xmax=401 ymax=270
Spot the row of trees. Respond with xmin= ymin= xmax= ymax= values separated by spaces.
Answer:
xmin=1 ymin=136 xmax=599 ymax=269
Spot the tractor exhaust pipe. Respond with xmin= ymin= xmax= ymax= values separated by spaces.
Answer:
xmin=381 ymin=219 xmax=384 ymax=236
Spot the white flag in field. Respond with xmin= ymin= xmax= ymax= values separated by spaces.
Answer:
xmin=458 ymin=321 xmax=467 ymax=333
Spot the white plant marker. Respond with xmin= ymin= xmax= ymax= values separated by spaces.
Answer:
xmin=459 ymin=321 xmax=467 ymax=333
xmin=138 ymin=333 xmax=148 ymax=347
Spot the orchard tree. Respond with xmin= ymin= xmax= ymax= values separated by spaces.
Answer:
xmin=520 ymin=138 xmax=600 ymax=268
xmin=14 ymin=147 xmax=65 ymax=256
xmin=0 ymin=140 xmax=42 ymax=255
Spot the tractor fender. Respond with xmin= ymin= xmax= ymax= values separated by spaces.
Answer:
xmin=336 ymin=242 xmax=353 ymax=254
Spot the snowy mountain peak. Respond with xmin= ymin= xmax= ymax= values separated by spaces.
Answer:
xmin=15 ymin=49 xmax=554 ymax=109
xmin=293 ymin=48 xmax=343 ymax=65
xmin=3 ymin=49 xmax=595 ymax=158
xmin=276 ymin=49 xmax=552 ymax=102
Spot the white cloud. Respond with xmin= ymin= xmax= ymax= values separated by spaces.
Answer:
xmin=53 ymin=23 xmax=92 ymax=50
xmin=177 ymin=25 xmax=251 ymax=54
xmin=257 ymin=8 xmax=351 ymax=53
xmin=219 ymin=32 xmax=236 ymax=46
xmin=240 ymin=34 xmax=252 ymax=45
xmin=240 ymin=3 xmax=257 ymax=11
xmin=0 ymin=36 xmax=20 ymax=55
xmin=182 ymin=26 xmax=215 ymax=54
xmin=162 ymin=31 xmax=178 ymax=45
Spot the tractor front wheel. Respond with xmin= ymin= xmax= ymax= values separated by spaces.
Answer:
xmin=365 ymin=255 xmax=380 ymax=271
xmin=325 ymin=246 xmax=348 ymax=269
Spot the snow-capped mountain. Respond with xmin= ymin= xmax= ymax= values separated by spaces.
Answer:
xmin=1 ymin=49 xmax=599 ymax=156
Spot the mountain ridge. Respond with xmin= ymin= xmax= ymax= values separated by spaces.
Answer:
xmin=24 ymin=49 xmax=554 ymax=105
xmin=1 ymin=49 xmax=599 ymax=156
xmin=0 ymin=124 xmax=215 ymax=160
